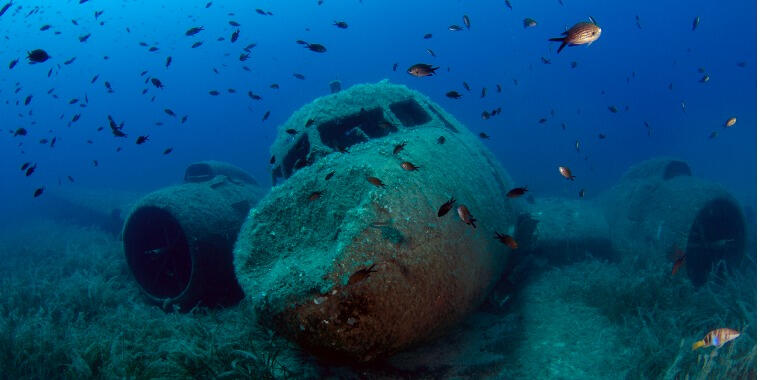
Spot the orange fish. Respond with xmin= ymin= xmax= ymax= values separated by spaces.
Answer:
xmin=494 ymin=232 xmax=518 ymax=249
xmin=558 ymin=166 xmax=576 ymax=180
xmin=549 ymin=19 xmax=602 ymax=53
xmin=670 ymin=248 xmax=686 ymax=275
xmin=400 ymin=161 xmax=420 ymax=171
xmin=457 ymin=205 xmax=477 ymax=228
xmin=692 ymin=328 xmax=740 ymax=350
xmin=367 ymin=176 xmax=386 ymax=188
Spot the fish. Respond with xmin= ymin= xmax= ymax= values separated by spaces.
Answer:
xmin=367 ymin=176 xmax=385 ymax=188
xmin=425 ymin=48 xmax=436 ymax=57
xmin=558 ymin=166 xmax=575 ymax=180
xmin=504 ymin=0 xmax=512 ymax=10
xmin=570 ymin=61 xmax=578 ymax=68
xmin=230 ymin=29 xmax=240 ymax=43
xmin=304 ymin=42 xmax=327 ymax=53
xmin=523 ymin=18 xmax=537 ymax=28
xmin=239 ymin=53 xmax=250 ymax=61
xmin=393 ymin=141 xmax=406 ymax=154
xmin=462 ymin=81 xmax=471 ymax=91
xmin=699 ymin=74 xmax=710 ymax=83
xmin=286 ymin=128 xmax=298 ymax=135
xmin=692 ymin=328 xmax=739 ymax=350
xmin=708 ymin=131 xmax=718 ymax=139
xmin=538 ymin=118 xmax=547 ymax=124
xmin=608 ymin=105 xmax=618 ymax=113
xmin=91 ymin=74 xmax=99 ymax=83
xmin=348 ymin=264 xmax=377 ymax=286
xmin=25 ymin=163 xmax=37 ymax=176
xmin=575 ymin=140 xmax=581 ymax=152
xmin=186 ymin=26 xmax=204 ymax=36
xmin=148 ymin=47 xmax=159 ymax=52
xmin=478 ymin=132 xmax=490 ymax=139
xmin=191 ymin=41 xmax=203 ymax=48
xmin=270 ymin=83 xmax=280 ymax=89
xmin=725 ymin=117 xmax=737 ymax=127
xmin=423 ymin=33 xmax=432 ymax=39
xmin=407 ymin=63 xmax=438 ymax=77
xmin=24 ymin=95 xmax=32 ymax=105
xmin=457 ymin=205 xmax=477 ymax=228
xmin=325 ymin=171 xmax=335 ymax=180
xmin=549 ymin=19 xmax=602 ymax=53
xmin=33 ymin=187 xmax=44 ymax=198
xmin=136 ymin=135 xmax=149 ymax=144
xmin=400 ymin=161 xmax=419 ymax=171
xmin=448 ymin=25 xmax=464 ymax=31
xmin=680 ymin=101 xmax=687 ymax=112
xmin=598 ymin=133 xmax=606 ymax=139
xmin=9 ymin=58 xmax=18 ymax=69
xmin=578 ymin=189 xmax=585 ymax=198
xmin=496 ymin=84 xmax=502 ymax=92
xmin=165 ymin=56 xmax=172 ymax=68
xmin=151 ymin=78 xmax=163 ymax=88
xmin=262 ymin=110 xmax=270 ymax=121
xmin=305 ymin=118 xmax=314 ymax=127
xmin=334 ymin=21 xmax=348 ymax=29
xmin=164 ymin=109 xmax=176 ymax=117
xmin=71 ymin=113 xmax=81 ymax=122
xmin=64 ymin=57 xmax=76 ymax=65
xmin=293 ymin=73 xmax=305 ymax=80
xmin=494 ymin=232 xmax=518 ymax=249
xmin=14 ymin=128 xmax=27 ymax=136
xmin=463 ymin=15 xmax=471 ymax=30
xmin=0 ymin=1 xmax=12 ymax=17
xmin=507 ymin=186 xmax=528 ymax=198
xmin=692 ymin=16 xmax=700 ymax=31
xmin=163 ymin=148 xmax=173 ymax=155
xmin=437 ymin=136 xmax=446 ymax=144
xmin=27 ymin=49 xmax=50 ymax=63
xmin=671 ymin=248 xmax=686 ymax=275
xmin=541 ymin=56 xmax=551 ymax=64
xmin=635 ymin=15 xmax=642 ymax=29
xmin=446 ymin=90 xmax=462 ymax=99
xmin=480 ymin=87 xmax=487 ymax=98
xmin=437 ymin=197 xmax=456 ymax=217
xmin=20 ymin=162 xmax=30 ymax=171
xmin=248 ymin=91 xmax=262 ymax=100
xmin=308 ymin=191 xmax=324 ymax=201
xmin=209 ymin=90 xmax=220 ymax=96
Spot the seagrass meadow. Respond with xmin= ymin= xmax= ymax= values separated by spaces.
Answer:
xmin=0 ymin=214 xmax=754 ymax=379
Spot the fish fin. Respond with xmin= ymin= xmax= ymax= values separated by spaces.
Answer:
xmin=557 ymin=42 xmax=568 ymax=53
xmin=692 ymin=341 xmax=706 ymax=351
xmin=589 ymin=16 xmax=598 ymax=25
xmin=549 ymin=37 xmax=565 ymax=42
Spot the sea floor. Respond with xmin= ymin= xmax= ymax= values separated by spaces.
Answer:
xmin=0 ymin=218 xmax=755 ymax=379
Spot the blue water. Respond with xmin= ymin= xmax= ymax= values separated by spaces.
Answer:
xmin=0 ymin=0 xmax=755 ymax=222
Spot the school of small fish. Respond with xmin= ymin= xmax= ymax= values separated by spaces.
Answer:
xmin=2 ymin=1 xmax=745 ymax=353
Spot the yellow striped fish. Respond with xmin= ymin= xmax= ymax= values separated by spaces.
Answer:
xmin=549 ymin=17 xmax=602 ymax=53
xmin=692 ymin=328 xmax=740 ymax=350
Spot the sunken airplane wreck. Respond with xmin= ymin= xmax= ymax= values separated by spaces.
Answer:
xmin=123 ymin=81 xmax=748 ymax=364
